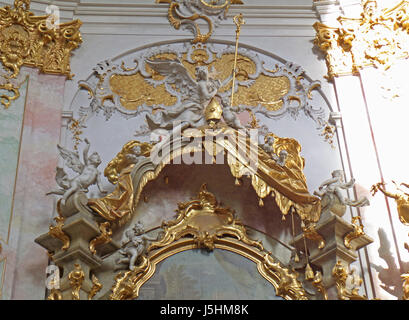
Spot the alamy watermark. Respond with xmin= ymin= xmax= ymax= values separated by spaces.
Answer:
xmin=45 ymin=265 xmax=60 ymax=290
xmin=45 ymin=5 xmax=60 ymax=30
xmin=149 ymin=124 xmax=261 ymax=172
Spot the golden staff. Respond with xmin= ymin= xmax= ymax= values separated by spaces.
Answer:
xmin=230 ymin=13 xmax=245 ymax=108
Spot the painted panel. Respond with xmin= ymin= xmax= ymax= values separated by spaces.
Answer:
xmin=139 ymin=249 xmax=283 ymax=300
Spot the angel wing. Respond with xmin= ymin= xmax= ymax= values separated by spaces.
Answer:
xmin=146 ymin=59 xmax=199 ymax=101
xmin=55 ymin=167 xmax=70 ymax=190
xmin=57 ymin=144 xmax=84 ymax=174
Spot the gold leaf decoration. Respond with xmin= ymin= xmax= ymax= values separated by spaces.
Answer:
xmin=0 ymin=0 xmax=82 ymax=79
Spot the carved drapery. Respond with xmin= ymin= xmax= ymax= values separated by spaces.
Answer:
xmin=88 ymin=125 xmax=321 ymax=224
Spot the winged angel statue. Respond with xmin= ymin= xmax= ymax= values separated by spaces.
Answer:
xmin=145 ymin=59 xmax=243 ymax=131
xmin=47 ymin=139 xmax=107 ymax=203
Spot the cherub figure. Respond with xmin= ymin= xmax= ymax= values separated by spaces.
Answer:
xmin=259 ymin=134 xmax=288 ymax=167
xmin=275 ymin=150 xmax=288 ymax=167
xmin=116 ymin=222 xmax=158 ymax=271
xmin=371 ymin=181 xmax=409 ymax=225
xmin=47 ymin=138 xmax=107 ymax=204
xmin=145 ymin=59 xmax=233 ymax=131
xmin=314 ymin=170 xmax=369 ymax=216
xmin=345 ymin=267 xmax=363 ymax=296
xmin=125 ymin=145 xmax=144 ymax=164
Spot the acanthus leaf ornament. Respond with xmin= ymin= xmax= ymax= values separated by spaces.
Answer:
xmin=332 ymin=260 xmax=367 ymax=300
xmin=89 ymin=222 xmax=113 ymax=255
xmin=0 ymin=0 xmax=82 ymax=108
xmin=156 ymin=0 xmax=243 ymax=44
xmin=88 ymin=274 xmax=103 ymax=300
xmin=314 ymin=0 xmax=409 ymax=79
xmin=48 ymin=200 xmax=70 ymax=251
xmin=344 ymin=216 xmax=367 ymax=250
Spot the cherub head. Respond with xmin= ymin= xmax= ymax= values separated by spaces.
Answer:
xmin=264 ymin=135 xmax=275 ymax=146
xmin=88 ymin=152 xmax=102 ymax=166
xmin=279 ymin=150 xmax=288 ymax=162
xmin=133 ymin=221 xmax=145 ymax=235
xmin=332 ymin=170 xmax=344 ymax=181
xmin=362 ymin=0 xmax=379 ymax=19
xmin=131 ymin=145 xmax=142 ymax=156
xmin=195 ymin=66 xmax=208 ymax=81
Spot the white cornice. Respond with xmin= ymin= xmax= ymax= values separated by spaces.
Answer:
xmin=0 ymin=0 xmax=320 ymax=36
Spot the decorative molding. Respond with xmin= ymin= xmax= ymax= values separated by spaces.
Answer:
xmin=314 ymin=0 xmax=409 ymax=79
xmin=78 ymin=41 xmax=325 ymax=127
xmin=0 ymin=0 xmax=82 ymax=79
xmin=155 ymin=0 xmax=243 ymax=43
xmin=0 ymin=0 xmax=82 ymax=108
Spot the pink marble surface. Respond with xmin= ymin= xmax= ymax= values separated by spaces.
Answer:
xmin=2 ymin=68 xmax=65 ymax=300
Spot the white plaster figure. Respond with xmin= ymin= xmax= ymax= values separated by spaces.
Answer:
xmin=47 ymin=138 xmax=107 ymax=203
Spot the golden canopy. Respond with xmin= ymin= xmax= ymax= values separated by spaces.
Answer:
xmin=88 ymin=124 xmax=321 ymax=224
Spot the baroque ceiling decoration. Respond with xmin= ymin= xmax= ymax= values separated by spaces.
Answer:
xmin=156 ymin=0 xmax=244 ymax=43
xmin=0 ymin=0 xmax=82 ymax=108
xmin=314 ymin=0 xmax=409 ymax=79
xmin=78 ymin=41 xmax=326 ymax=129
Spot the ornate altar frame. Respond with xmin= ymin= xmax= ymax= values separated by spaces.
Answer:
xmin=109 ymin=184 xmax=308 ymax=300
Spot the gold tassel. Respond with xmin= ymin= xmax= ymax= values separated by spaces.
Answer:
xmin=294 ymin=251 xmax=300 ymax=263
xmin=235 ymin=178 xmax=241 ymax=186
xmin=305 ymin=263 xmax=314 ymax=281
xmin=258 ymin=198 xmax=264 ymax=207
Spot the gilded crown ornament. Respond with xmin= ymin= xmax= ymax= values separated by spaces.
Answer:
xmin=0 ymin=0 xmax=82 ymax=108
xmin=156 ymin=0 xmax=243 ymax=43
xmin=314 ymin=0 xmax=409 ymax=79
xmin=0 ymin=0 xmax=82 ymax=79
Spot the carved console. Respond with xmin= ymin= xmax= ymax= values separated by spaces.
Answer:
xmin=35 ymin=192 xmax=119 ymax=300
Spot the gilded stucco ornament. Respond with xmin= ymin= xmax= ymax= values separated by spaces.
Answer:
xmin=332 ymin=260 xmax=367 ymax=300
xmin=89 ymin=222 xmax=113 ymax=255
xmin=77 ymin=42 xmax=326 ymax=130
xmin=344 ymin=216 xmax=367 ymax=250
xmin=48 ymin=200 xmax=70 ymax=251
xmin=156 ymin=0 xmax=243 ymax=43
xmin=110 ymin=184 xmax=308 ymax=300
xmin=371 ymin=181 xmax=409 ymax=299
xmin=0 ymin=0 xmax=82 ymax=108
xmin=88 ymin=274 xmax=103 ymax=300
xmin=371 ymin=181 xmax=409 ymax=225
xmin=88 ymin=126 xmax=321 ymax=225
xmin=68 ymin=263 xmax=85 ymax=300
xmin=314 ymin=0 xmax=409 ymax=79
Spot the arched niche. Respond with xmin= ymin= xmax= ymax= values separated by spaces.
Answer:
xmin=65 ymin=38 xmax=342 ymax=200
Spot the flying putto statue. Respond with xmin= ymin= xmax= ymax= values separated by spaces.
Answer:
xmin=47 ymin=138 xmax=107 ymax=204
xmin=145 ymin=58 xmax=243 ymax=131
